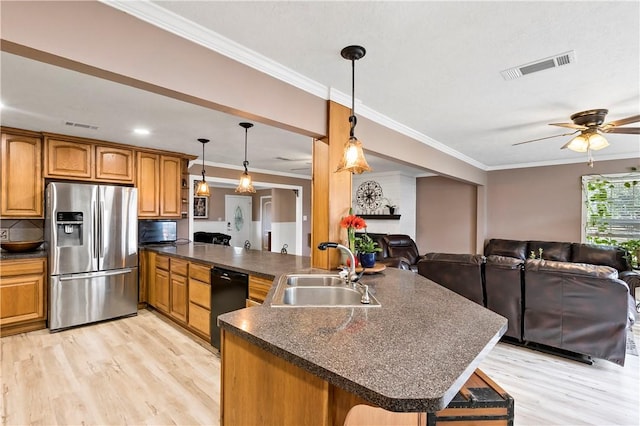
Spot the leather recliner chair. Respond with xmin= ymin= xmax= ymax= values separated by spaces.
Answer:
xmin=380 ymin=234 xmax=426 ymax=272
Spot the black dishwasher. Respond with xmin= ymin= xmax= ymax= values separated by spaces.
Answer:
xmin=210 ymin=267 xmax=249 ymax=350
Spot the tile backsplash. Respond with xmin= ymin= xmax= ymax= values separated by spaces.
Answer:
xmin=0 ymin=219 xmax=44 ymax=241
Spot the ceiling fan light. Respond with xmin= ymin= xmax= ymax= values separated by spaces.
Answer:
xmin=235 ymin=171 xmax=256 ymax=193
xmin=586 ymin=132 xmax=609 ymax=151
xmin=336 ymin=137 xmax=372 ymax=174
xmin=195 ymin=179 xmax=210 ymax=197
xmin=565 ymin=134 xmax=589 ymax=152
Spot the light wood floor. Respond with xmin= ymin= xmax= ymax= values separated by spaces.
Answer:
xmin=1 ymin=310 xmax=638 ymax=425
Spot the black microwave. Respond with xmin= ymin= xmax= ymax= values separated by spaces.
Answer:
xmin=138 ymin=220 xmax=177 ymax=245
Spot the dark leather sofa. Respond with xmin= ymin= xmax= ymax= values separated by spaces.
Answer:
xmin=417 ymin=238 xmax=639 ymax=366
xmin=193 ymin=231 xmax=231 ymax=245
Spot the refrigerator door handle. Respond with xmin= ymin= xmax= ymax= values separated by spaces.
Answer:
xmin=58 ymin=268 xmax=135 ymax=281
xmin=93 ymin=200 xmax=99 ymax=259
xmin=99 ymin=200 xmax=104 ymax=259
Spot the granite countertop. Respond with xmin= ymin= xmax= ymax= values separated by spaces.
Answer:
xmin=145 ymin=243 xmax=507 ymax=413
xmin=0 ymin=248 xmax=47 ymax=260
xmin=141 ymin=242 xmax=310 ymax=279
xmin=220 ymin=269 xmax=506 ymax=413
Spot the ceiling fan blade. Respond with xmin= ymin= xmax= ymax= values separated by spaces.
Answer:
xmin=603 ymin=114 xmax=640 ymax=128
xmin=603 ymin=127 xmax=640 ymax=135
xmin=549 ymin=122 xmax=587 ymax=130
xmin=512 ymin=131 xmax=578 ymax=146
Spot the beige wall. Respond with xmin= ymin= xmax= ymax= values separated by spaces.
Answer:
xmin=272 ymin=188 xmax=297 ymax=223
xmin=416 ymin=176 xmax=478 ymax=254
xmin=485 ymin=158 xmax=640 ymax=245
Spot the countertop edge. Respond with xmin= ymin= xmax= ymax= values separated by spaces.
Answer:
xmin=219 ymin=313 xmax=507 ymax=413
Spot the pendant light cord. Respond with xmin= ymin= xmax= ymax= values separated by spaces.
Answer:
xmin=243 ymin=127 xmax=249 ymax=172
xmin=201 ymin=140 xmax=206 ymax=179
xmin=349 ymin=58 xmax=357 ymax=138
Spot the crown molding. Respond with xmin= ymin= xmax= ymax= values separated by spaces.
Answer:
xmin=486 ymin=151 xmax=640 ymax=171
xmin=101 ymin=0 xmax=328 ymax=99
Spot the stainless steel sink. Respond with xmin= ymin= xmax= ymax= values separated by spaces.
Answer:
xmin=286 ymin=274 xmax=345 ymax=287
xmin=270 ymin=273 xmax=380 ymax=307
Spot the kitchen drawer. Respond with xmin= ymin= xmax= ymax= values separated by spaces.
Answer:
xmin=188 ymin=302 xmax=210 ymax=337
xmin=171 ymin=258 xmax=188 ymax=276
xmin=189 ymin=262 xmax=211 ymax=282
xmin=156 ymin=255 xmax=169 ymax=271
xmin=189 ymin=279 xmax=211 ymax=309
xmin=0 ymin=258 xmax=45 ymax=277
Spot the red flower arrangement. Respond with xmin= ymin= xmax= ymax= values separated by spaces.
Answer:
xmin=340 ymin=211 xmax=367 ymax=255
xmin=340 ymin=214 xmax=367 ymax=231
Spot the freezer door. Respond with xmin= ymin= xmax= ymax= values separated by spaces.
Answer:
xmin=99 ymin=186 xmax=138 ymax=270
xmin=47 ymin=182 xmax=98 ymax=275
xmin=49 ymin=267 xmax=138 ymax=331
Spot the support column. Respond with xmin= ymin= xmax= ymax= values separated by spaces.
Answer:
xmin=311 ymin=101 xmax=352 ymax=269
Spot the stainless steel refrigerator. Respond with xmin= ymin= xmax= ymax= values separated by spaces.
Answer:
xmin=46 ymin=182 xmax=138 ymax=331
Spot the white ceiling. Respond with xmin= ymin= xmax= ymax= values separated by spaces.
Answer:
xmin=1 ymin=1 xmax=639 ymax=176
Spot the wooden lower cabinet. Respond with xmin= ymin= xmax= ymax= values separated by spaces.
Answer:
xmin=170 ymin=266 xmax=188 ymax=324
xmin=188 ymin=262 xmax=212 ymax=338
xmin=221 ymin=330 xmax=423 ymax=426
xmin=248 ymin=275 xmax=273 ymax=305
xmin=154 ymin=264 xmax=170 ymax=314
xmin=143 ymin=251 xmax=213 ymax=341
xmin=0 ymin=257 xmax=47 ymax=337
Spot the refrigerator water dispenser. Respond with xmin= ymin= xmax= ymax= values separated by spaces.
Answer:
xmin=55 ymin=212 xmax=83 ymax=246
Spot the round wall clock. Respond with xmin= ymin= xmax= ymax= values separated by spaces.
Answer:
xmin=356 ymin=180 xmax=383 ymax=212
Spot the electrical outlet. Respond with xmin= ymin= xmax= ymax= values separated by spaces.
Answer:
xmin=0 ymin=228 xmax=8 ymax=241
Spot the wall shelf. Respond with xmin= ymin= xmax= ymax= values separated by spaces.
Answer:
xmin=360 ymin=214 xmax=401 ymax=220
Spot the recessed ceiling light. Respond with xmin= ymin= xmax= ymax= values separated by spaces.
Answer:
xmin=134 ymin=128 xmax=150 ymax=135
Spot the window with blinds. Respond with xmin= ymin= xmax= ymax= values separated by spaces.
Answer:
xmin=582 ymin=172 xmax=640 ymax=245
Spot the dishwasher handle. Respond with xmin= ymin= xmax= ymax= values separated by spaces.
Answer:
xmin=212 ymin=267 xmax=248 ymax=282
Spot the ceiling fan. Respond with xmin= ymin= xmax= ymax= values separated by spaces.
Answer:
xmin=513 ymin=109 xmax=640 ymax=166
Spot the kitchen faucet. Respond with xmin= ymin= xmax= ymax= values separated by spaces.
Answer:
xmin=317 ymin=242 xmax=371 ymax=304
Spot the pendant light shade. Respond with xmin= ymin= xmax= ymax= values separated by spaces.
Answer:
xmin=195 ymin=138 xmax=210 ymax=197
xmin=336 ymin=45 xmax=371 ymax=174
xmin=236 ymin=122 xmax=256 ymax=194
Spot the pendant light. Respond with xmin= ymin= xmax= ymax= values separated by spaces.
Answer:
xmin=195 ymin=138 xmax=211 ymax=197
xmin=335 ymin=45 xmax=372 ymax=174
xmin=235 ymin=122 xmax=256 ymax=193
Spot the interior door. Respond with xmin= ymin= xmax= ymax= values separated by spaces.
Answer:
xmin=262 ymin=199 xmax=272 ymax=251
xmin=225 ymin=195 xmax=252 ymax=248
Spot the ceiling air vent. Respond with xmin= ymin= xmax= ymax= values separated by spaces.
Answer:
xmin=64 ymin=120 xmax=99 ymax=130
xmin=501 ymin=50 xmax=576 ymax=80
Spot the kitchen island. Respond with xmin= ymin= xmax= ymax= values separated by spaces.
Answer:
xmin=145 ymin=243 xmax=507 ymax=424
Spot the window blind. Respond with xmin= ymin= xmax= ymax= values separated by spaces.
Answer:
xmin=582 ymin=172 xmax=640 ymax=244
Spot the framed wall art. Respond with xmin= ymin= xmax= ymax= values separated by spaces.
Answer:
xmin=193 ymin=196 xmax=208 ymax=219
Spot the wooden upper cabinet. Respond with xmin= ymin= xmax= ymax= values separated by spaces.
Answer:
xmin=45 ymin=136 xmax=135 ymax=184
xmin=137 ymin=152 xmax=160 ymax=217
xmin=45 ymin=138 xmax=93 ymax=179
xmin=1 ymin=132 xmax=43 ymax=218
xmin=159 ymin=155 xmax=182 ymax=217
xmin=136 ymin=153 xmax=182 ymax=218
xmin=95 ymin=146 xmax=134 ymax=183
